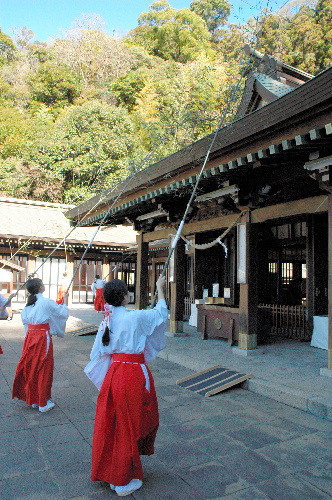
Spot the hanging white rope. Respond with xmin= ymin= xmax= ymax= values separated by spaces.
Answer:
xmin=4 ymin=131 xmax=171 ymax=307
xmin=64 ymin=135 xmax=173 ymax=299
xmin=150 ymin=5 xmax=276 ymax=308
xmin=172 ymin=209 xmax=249 ymax=252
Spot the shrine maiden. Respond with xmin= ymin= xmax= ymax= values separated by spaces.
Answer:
xmin=91 ymin=274 xmax=106 ymax=311
xmin=12 ymin=278 xmax=69 ymax=412
xmin=85 ymin=276 xmax=167 ymax=497
xmin=56 ymin=271 xmax=70 ymax=304
xmin=0 ymin=292 xmax=15 ymax=354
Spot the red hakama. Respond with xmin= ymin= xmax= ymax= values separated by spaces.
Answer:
xmin=94 ymin=288 xmax=105 ymax=311
xmin=0 ymin=345 xmax=3 ymax=354
xmin=91 ymin=353 xmax=159 ymax=486
xmin=56 ymin=285 xmax=66 ymax=304
xmin=12 ymin=323 xmax=54 ymax=408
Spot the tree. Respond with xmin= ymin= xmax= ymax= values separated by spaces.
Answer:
xmin=190 ymin=0 xmax=231 ymax=33
xmin=28 ymin=61 xmax=81 ymax=108
xmin=110 ymin=71 xmax=147 ymax=111
xmin=12 ymin=25 xmax=34 ymax=50
xmin=315 ymin=0 xmax=332 ymax=70
xmin=30 ymin=100 xmax=139 ymax=203
xmin=0 ymin=29 xmax=16 ymax=66
xmin=131 ymin=1 xmax=214 ymax=63
xmin=288 ymin=5 xmax=323 ymax=74
xmin=131 ymin=55 xmax=235 ymax=157
xmin=0 ymin=157 xmax=64 ymax=202
xmin=53 ymin=27 xmax=136 ymax=87
xmin=256 ymin=14 xmax=293 ymax=64
xmin=0 ymin=105 xmax=33 ymax=158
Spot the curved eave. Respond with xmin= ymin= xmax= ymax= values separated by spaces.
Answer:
xmin=78 ymin=122 xmax=332 ymax=226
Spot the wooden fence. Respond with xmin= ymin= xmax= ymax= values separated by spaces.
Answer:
xmin=184 ymin=297 xmax=195 ymax=320
xmin=258 ymin=303 xmax=309 ymax=341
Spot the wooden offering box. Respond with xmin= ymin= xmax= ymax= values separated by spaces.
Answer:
xmin=197 ymin=304 xmax=239 ymax=345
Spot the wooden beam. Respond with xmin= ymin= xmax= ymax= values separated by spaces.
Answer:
xmin=247 ymin=152 xmax=258 ymax=163
xmin=282 ymin=139 xmax=293 ymax=150
xmin=309 ymin=129 xmax=322 ymax=140
xmin=219 ymin=164 xmax=229 ymax=173
xmin=142 ymin=195 xmax=329 ymax=244
xmin=143 ymin=212 xmax=241 ymax=243
xmin=269 ymin=144 xmax=281 ymax=155
xmin=228 ymin=160 xmax=237 ymax=169
xmin=295 ymin=134 xmax=308 ymax=146
xmin=237 ymin=157 xmax=247 ymax=166
xmin=258 ymin=149 xmax=268 ymax=159
xmin=251 ymin=195 xmax=328 ymax=223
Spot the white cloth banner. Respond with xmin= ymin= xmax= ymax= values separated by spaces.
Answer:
xmin=311 ymin=316 xmax=328 ymax=350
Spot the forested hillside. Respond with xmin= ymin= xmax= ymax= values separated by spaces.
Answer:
xmin=0 ymin=0 xmax=331 ymax=204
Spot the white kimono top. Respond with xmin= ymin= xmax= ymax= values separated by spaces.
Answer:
xmin=85 ymin=299 xmax=168 ymax=389
xmin=0 ymin=294 xmax=9 ymax=319
xmin=91 ymin=279 xmax=106 ymax=294
xmin=21 ymin=293 xmax=69 ymax=337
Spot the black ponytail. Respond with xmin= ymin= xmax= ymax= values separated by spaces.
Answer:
xmin=27 ymin=294 xmax=38 ymax=307
xmin=101 ymin=279 xmax=128 ymax=346
xmin=102 ymin=325 xmax=110 ymax=346
xmin=26 ymin=278 xmax=43 ymax=307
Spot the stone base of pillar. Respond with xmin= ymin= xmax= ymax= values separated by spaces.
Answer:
xmin=238 ymin=333 xmax=257 ymax=350
xmin=329 ymin=350 xmax=332 ymax=370
xmin=169 ymin=320 xmax=183 ymax=334
xmin=320 ymin=368 xmax=332 ymax=378
xmin=232 ymin=346 xmax=264 ymax=357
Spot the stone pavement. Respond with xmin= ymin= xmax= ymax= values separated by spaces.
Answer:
xmin=1 ymin=308 xmax=332 ymax=499
xmin=68 ymin=305 xmax=332 ymax=422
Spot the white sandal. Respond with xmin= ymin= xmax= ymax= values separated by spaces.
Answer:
xmin=115 ymin=479 xmax=142 ymax=497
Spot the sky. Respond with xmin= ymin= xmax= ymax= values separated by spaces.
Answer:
xmin=0 ymin=0 xmax=287 ymax=42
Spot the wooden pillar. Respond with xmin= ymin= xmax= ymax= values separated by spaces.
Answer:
xmin=135 ymin=233 xmax=149 ymax=310
xmin=102 ymin=256 xmax=109 ymax=282
xmin=306 ymin=215 xmax=314 ymax=336
xmin=169 ymin=238 xmax=185 ymax=333
xmin=27 ymin=256 xmax=36 ymax=276
xmin=238 ymin=212 xmax=258 ymax=350
xmin=66 ymin=254 xmax=74 ymax=307
xmin=151 ymin=258 xmax=156 ymax=301
xmin=328 ymin=194 xmax=332 ymax=369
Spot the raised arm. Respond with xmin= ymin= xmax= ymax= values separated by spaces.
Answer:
xmin=156 ymin=275 xmax=166 ymax=302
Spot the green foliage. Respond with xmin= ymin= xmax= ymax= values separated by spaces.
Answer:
xmin=29 ymin=100 xmax=139 ymax=203
xmin=110 ymin=71 xmax=147 ymax=111
xmin=190 ymin=0 xmax=231 ymax=33
xmin=28 ymin=61 xmax=82 ymax=108
xmin=0 ymin=106 xmax=33 ymax=159
xmin=133 ymin=2 xmax=214 ymax=62
xmin=131 ymin=55 xmax=239 ymax=158
xmin=1 ymin=2 xmax=332 ymax=204
xmin=315 ymin=0 xmax=332 ymax=70
xmin=0 ymin=157 xmax=64 ymax=201
xmin=0 ymin=28 xmax=16 ymax=66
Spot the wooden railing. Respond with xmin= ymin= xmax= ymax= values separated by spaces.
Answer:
xmin=184 ymin=297 xmax=195 ymax=320
xmin=258 ymin=303 xmax=308 ymax=341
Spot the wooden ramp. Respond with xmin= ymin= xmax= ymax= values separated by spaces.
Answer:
xmin=176 ymin=365 xmax=253 ymax=397
xmin=67 ymin=325 xmax=98 ymax=336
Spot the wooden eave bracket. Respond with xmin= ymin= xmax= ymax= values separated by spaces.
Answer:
xmin=304 ymin=155 xmax=332 ymax=192
xmin=195 ymin=185 xmax=239 ymax=204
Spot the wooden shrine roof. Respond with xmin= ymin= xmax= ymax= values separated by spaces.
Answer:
xmin=0 ymin=197 xmax=137 ymax=250
xmin=0 ymin=258 xmax=25 ymax=271
xmin=66 ymin=65 xmax=332 ymax=226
